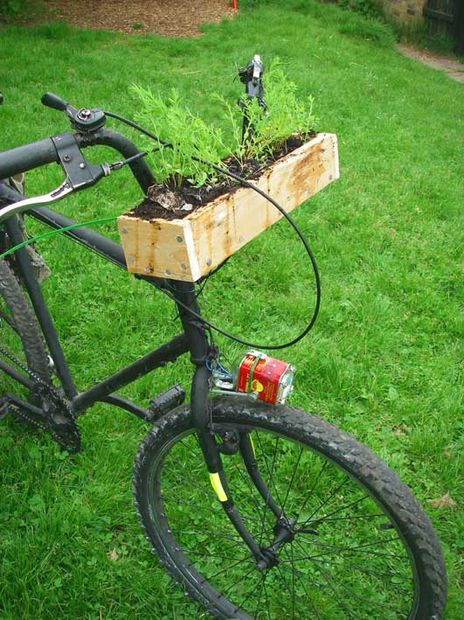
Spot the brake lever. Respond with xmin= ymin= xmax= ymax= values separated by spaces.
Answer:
xmin=0 ymin=135 xmax=111 ymax=224
xmin=0 ymin=179 xmax=75 ymax=224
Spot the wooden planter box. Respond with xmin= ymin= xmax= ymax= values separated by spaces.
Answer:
xmin=118 ymin=132 xmax=339 ymax=282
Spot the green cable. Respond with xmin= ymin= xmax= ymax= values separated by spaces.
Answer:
xmin=0 ymin=216 xmax=118 ymax=261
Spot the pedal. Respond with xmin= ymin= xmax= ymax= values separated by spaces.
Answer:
xmin=147 ymin=385 xmax=185 ymax=422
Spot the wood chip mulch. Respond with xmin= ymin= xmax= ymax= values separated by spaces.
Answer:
xmin=43 ymin=0 xmax=236 ymax=37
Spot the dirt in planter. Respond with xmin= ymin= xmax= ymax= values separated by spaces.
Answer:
xmin=129 ymin=133 xmax=315 ymax=221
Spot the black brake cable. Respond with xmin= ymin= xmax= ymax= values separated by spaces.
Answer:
xmin=104 ymin=110 xmax=321 ymax=351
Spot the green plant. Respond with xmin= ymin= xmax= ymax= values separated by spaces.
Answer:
xmin=240 ymin=58 xmax=317 ymax=161
xmin=0 ymin=0 xmax=43 ymax=21
xmin=0 ymin=0 xmax=26 ymax=18
xmin=216 ymin=59 xmax=317 ymax=164
xmin=395 ymin=21 xmax=459 ymax=55
xmin=131 ymin=86 xmax=227 ymax=187
xmin=338 ymin=13 xmax=395 ymax=46
xmin=239 ymin=0 xmax=274 ymax=6
xmin=249 ymin=0 xmax=383 ymax=19
xmin=132 ymin=58 xmax=316 ymax=186
xmin=336 ymin=0 xmax=383 ymax=20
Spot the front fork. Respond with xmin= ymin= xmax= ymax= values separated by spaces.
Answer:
xmin=191 ymin=365 xmax=265 ymax=561
xmin=173 ymin=281 xmax=286 ymax=567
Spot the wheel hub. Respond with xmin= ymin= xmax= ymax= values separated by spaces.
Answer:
xmin=257 ymin=517 xmax=296 ymax=570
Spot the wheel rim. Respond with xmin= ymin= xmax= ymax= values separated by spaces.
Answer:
xmin=144 ymin=420 xmax=420 ymax=619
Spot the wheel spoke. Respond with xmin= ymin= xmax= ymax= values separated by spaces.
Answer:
xmin=293 ymin=538 xmax=356 ymax=618
xmin=255 ymin=433 xmax=281 ymax=545
xmin=294 ymin=537 xmax=403 ymax=560
xmin=297 ymin=476 xmax=350 ymax=529
xmin=253 ymin=571 xmax=267 ymax=618
xmin=280 ymin=444 xmax=303 ymax=516
xmin=297 ymin=548 xmax=409 ymax=614
xmin=206 ymin=555 xmax=254 ymax=583
xmin=298 ymin=494 xmax=370 ymax=530
xmin=256 ymin=432 xmax=285 ymax=509
xmin=221 ymin=563 xmax=257 ymax=597
xmin=308 ymin=557 xmax=412 ymax=593
xmin=262 ymin=579 xmax=272 ymax=619
xmin=293 ymin=459 xmax=329 ymax=523
xmin=287 ymin=543 xmax=324 ymax=620
xmin=301 ymin=511 xmax=385 ymax=527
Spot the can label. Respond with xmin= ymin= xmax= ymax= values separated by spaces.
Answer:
xmin=236 ymin=350 xmax=295 ymax=405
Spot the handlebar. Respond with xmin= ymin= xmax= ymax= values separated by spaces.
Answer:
xmin=0 ymin=93 xmax=155 ymax=195
xmin=0 ymin=130 xmax=154 ymax=194
xmin=0 ymin=137 xmax=58 ymax=180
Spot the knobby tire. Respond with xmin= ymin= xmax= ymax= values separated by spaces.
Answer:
xmin=133 ymin=397 xmax=447 ymax=619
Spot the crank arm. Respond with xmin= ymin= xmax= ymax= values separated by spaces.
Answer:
xmin=5 ymin=392 xmax=47 ymax=421
xmin=0 ymin=396 xmax=11 ymax=420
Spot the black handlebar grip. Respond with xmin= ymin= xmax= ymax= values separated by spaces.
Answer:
xmin=41 ymin=92 xmax=68 ymax=111
xmin=0 ymin=137 xmax=58 ymax=179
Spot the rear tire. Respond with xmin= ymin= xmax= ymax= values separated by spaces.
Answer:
xmin=133 ymin=397 xmax=447 ymax=619
xmin=0 ymin=259 xmax=50 ymax=401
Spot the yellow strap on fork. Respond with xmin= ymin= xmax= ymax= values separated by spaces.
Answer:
xmin=208 ymin=438 xmax=255 ymax=501
xmin=249 ymin=434 xmax=256 ymax=457
xmin=209 ymin=472 xmax=228 ymax=502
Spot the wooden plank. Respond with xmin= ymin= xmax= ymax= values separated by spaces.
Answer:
xmin=423 ymin=7 xmax=454 ymax=22
xmin=118 ymin=216 xmax=194 ymax=279
xmin=118 ymin=132 xmax=339 ymax=282
xmin=456 ymin=0 xmax=464 ymax=52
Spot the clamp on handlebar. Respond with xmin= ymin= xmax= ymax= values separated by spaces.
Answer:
xmin=41 ymin=92 xmax=106 ymax=133
xmin=0 ymin=133 xmax=110 ymax=224
xmin=52 ymin=133 xmax=109 ymax=189
xmin=238 ymin=54 xmax=266 ymax=108
xmin=238 ymin=54 xmax=267 ymax=143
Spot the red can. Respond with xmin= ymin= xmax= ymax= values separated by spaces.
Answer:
xmin=236 ymin=350 xmax=295 ymax=405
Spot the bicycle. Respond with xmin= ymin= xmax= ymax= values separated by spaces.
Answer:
xmin=0 ymin=90 xmax=447 ymax=619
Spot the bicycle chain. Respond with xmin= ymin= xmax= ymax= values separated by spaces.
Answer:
xmin=0 ymin=343 xmax=81 ymax=453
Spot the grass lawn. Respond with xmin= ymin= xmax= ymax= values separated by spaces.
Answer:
xmin=0 ymin=1 xmax=463 ymax=617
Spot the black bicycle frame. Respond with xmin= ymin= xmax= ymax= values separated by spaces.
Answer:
xmin=3 ymin=206 xmax=209 ymax=420
xmin=0 ymin=127 xmax=282 ymax=566
xmin=0 ymin=122 xmax=219 ymax=468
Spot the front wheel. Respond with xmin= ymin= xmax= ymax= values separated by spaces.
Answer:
xmin=133 ymin=397 xmax=447 ymax=619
